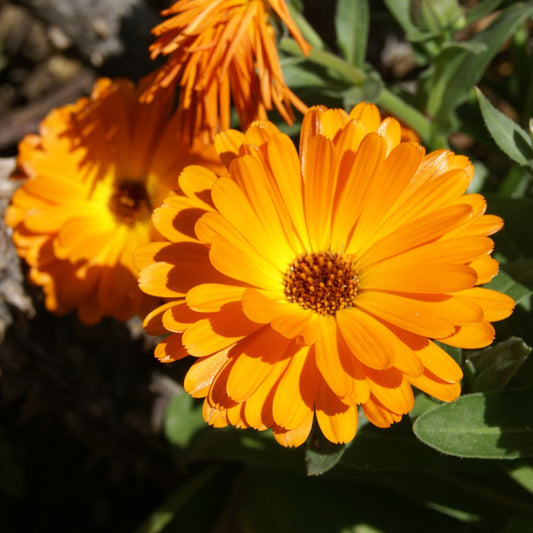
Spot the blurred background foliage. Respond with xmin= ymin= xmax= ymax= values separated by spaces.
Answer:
xmin=1 ymin=0 xmax=533 ymax=531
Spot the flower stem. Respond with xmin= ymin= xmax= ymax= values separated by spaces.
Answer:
xmin=279 ymin=38 xmax=436 ymax=146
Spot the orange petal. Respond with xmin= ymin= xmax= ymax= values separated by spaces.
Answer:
xmin=241 ymin=288 xmax=294 ymax=324
xmin=184 ymin=347 xmax=233 ymax=398
xmin=143 ymin=301 xmax=180 ymax=335
xmin=162 ymin=301 xmax=199 ymax=333
xmin=438 ymin=321 xmax=495 ymax=349
xmin=314 ymin=315 xmax=355 ymax=399
xmin=271 ymin=308 xmax=320 ymax=345
xmin=409 ymin=369 xmax=461 ymax=402
xmin=457 ymin=287 xmax=515 ymax=322
xmin=356 ymin=291 xmax=456 ymax=338
xmin=186 ymin=283 xmax=246 ymax=312
xmin=364 ymin=367 xmax=414 ymax=415
xmin=336 ymin=307 xmax=395 ymax=369
xmin=315 ymin=381 xmax=358 ymax=444
xmin=273 ymin=411 xmax=314 ymax=448
xmin=154 ymin=333 xmax=189 ymax=363
xmin=360 ymin=263 xmax=478 ymax=294
xmin=243 ymin=356 xmax=291 ymax=430
xmin=272 ymin=344 xmax=319 ymax=430
xmin=225 ymin=327 xmax=290 ymax=402
xmin=182 ymin=303 xmax=261 ymax=356
xmin=470 ymin=256 xmax=499 ymax=284
xmin=202 ymin=400 xmax=229 ymax=428
xmin=209 ymin=234 xmax=282 ymax=291
xmin=355 ymin=203 xmax=473 ymax=269
xmin=361 ymin=394 xmax=403 ymax=428
xmin=302 ymin=134 xmax=335 ymax=250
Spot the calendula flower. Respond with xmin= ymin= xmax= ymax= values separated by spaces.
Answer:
xmin=137 ymin=103 xmax=514 ymax=447
xmin=5 ymin=77 xmax=222 ymax=325
xmin=143 ymin=0 xmax=311 ymax=141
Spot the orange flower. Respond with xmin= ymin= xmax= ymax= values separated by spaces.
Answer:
xmin=5 ymin=77 xmax=222 ymax=325
xmin=143 ymin=0 xmax=311 ymax=142
xmin=136 ymin=103 xmax=514 ymax=447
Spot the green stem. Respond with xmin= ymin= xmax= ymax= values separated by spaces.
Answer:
xmin=279 ymin=38 xmax=366 ymax=84
xmin=279 ymin=38 xmax=436 ymax=146
xmin=377 ymin=89 xmax=435 ymax=146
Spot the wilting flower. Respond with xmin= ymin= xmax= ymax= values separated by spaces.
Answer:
xmin=137 ymin=103 xmax=514 ymax=447
xmin=144 ymin=0 xmax=311 ymax=141
xmin=5 ymin=77 xmax=222 ymax=325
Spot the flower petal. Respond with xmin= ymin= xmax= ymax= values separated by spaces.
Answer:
xmin=225 ymin=327 xmax=291 ymax=402
xmin=315 ymin=381 xmax=358 ymax=445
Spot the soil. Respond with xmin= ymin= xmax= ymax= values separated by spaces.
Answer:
xmin=0 ymin=2 xmax=191 ymax=531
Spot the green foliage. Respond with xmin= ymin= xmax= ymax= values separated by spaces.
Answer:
xmin=465 ymin=337 xmax=531 ymax=393
xmin=305 ymin=424 xmax=349 ymax=475
xmin=335 ymin=0 xmax=369 ymax=67
xmin=476 ymin=88 xmax=533 ymax=168
xmin=421 ymin=2 xmax=533 ymax=132
xmin=413 ymin=387 xmax=533 ymax=458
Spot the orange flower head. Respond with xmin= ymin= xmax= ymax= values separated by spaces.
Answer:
xmin=136 ymin=103 xmax=514 ymax=447
xmin=5 ymin=77 xmax=222 ymax=325
xmin=144 ymin=0 xmax=311 ymax=142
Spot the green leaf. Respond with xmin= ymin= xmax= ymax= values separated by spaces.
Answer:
xmin=164 ymin=390 xmax=205 ymax=448
xmin=340 ymin=416 xmax=480 ymax=471
xmin=413 ymin=387 xmax=533 ymax=458
xmin=466 ymin=337 xmax=532 ymax=393
xmin=500 ymin=460 xmax=533 ymax=494
xmin=282 ymin=58 xmax=344 ymax=89
xmin=425 ymin=2 xmax=533 ymax=128
xmin=476 ymin=88 xmax=533 ymax=167
xmin=485 ymin=268 xmax=531 ymax=307
xmin=305 ymin=424 xmax=348 ymax=476
xmin=335 ymin=0 xmax=369 ymax=67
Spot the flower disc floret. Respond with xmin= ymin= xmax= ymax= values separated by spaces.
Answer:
xmin=284 ymin=252 xmax=359 ymax=315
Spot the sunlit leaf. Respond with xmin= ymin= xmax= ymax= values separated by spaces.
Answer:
xmin=413 ymin=387 xmax=533 ymax=458
xmin=476 ymin=88 xmax=533 ymax=167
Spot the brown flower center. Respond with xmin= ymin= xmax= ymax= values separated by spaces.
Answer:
xmin=283 ymin=252 xmax=359 ymax=315
xmin=108 ymin=180 xmax=152 ymax=226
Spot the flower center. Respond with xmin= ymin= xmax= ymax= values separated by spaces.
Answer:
xmin=108 ymin=180 xmax=152 ymax=226
xmin=283 ymin=252 xmax=359 ymax=316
